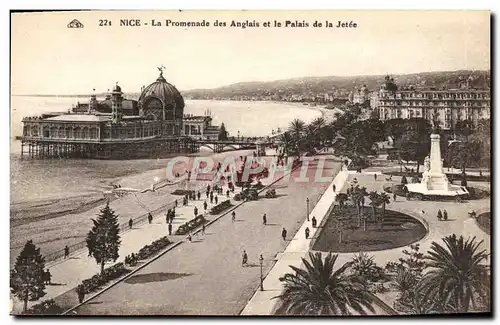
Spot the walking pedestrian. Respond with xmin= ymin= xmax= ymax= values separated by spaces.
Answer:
xmin=128 ymin=218 xmax=133 ymax=229
xmin=332 ymin=184 xmax=336 ymax=193
xmin=242 ymin=250 xmax=248 ymax=266
xmin=166 ymin=212 xmax=169 ymax=224
xmin=312 ymin=216 xmax=317 ymax=228
xmin=148 ymin=213 xmax=153 ymax=224
xmin=232 ymin=211 xmax=236 ymax=222
xmin=443 ymin=209 xmax=448 ymax=221
xmin=203 ymin=201 xmax=208 ymax=212
xmin=76 ymin=285 xmax=85 ymax=304
xmin=374 ymin=174 xmax=377 ymax=181
xmin=437 ymin=209 xmax=443 ymax=221
xmin=197 ymin=191 xmax=201 ymax=200
xmin=393 ymin=192 xmax=397 ymax=202
xmin=207 ymin=184 xmax=211 ymax=193
xmin=168 ymin=222 xmax=172 ymax=236
xmin=226 ymin=189 xmax=230 ymax=197
xmin=210 ymin=195 xmax=213 ymax=204
xmin=215 ymin=195 xmax=218 ymax=205
xmin=263 ymin=213 xmax=267 ymax=225
xmin=281 ymin=228 xmax=287 ymax=241
xmin=64 ymin=245 xmax=69 ymax=259
xmin=188 ymin=232 xmax=192 ymax=242
xmin=175 ymin=199 xmax=178 ymax=208
xmin=202 ymin=223 xmax=206 ymax=235
xmin=44 ymin=269 xmax=51 ymax=285
xmin=194 ymin=206 xmax=198 ymax=217
xmin=206 ymin=190 xmax=210 ymax=198
xmin=305 ymin=227 xmax=310 ymax=239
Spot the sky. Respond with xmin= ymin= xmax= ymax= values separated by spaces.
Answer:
xmin=11 ymin=10 xmax=490 ymax=94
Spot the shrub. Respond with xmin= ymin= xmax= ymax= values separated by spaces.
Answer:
xmin=136 ymin=236 xmax=171 ymax=260
xmin=401 ymin=176 xmax=408 ymax=185
xmin=80 ymin=262 xmax=131 ymax=294
xmin=175 ymin=215 xmax=206 ymax=235
xmin=171 ymin=189 xmax=196 ymax=196
xmin=210 ymin=200 xmax=232 ymax=215
xmin=467 ymin=187 xmax=490 ymax=200
xmin=24 ymin=299 xmax=63 ymax=315
xmin=351 ymin=252 xmax=386 ymax=285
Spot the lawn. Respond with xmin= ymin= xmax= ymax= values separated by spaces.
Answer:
xmin=476 ymin=212 xmax=491 ymax=235
xmin=312 ymin=205 xmax=427 ymax=253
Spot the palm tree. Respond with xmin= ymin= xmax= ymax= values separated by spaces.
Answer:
xmin=368 ymin=191 xmax=382 ymax=223
xmin=419 ymin=234 xmax=489 ymax=313
xmin=350 ymin=186 xmax=368 ymax=227
xmin=275 ymin=252 xmax=375 ymax=315
xmin=289 ymin=118 xmax=305 ymax=156
xmin=379 ymin=192 xmax=391 ymax=229
xmin=335 ymin=193 xmax=348 ymax=211
xmin=311 ymin=116 xmax=327 ymax=147
xmin=278 ymin=131 xmax=293 ymax=158
xmin=304 ymin=124 xmax=318 ymax=153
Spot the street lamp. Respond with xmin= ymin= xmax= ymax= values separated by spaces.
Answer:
xmin=237 ymin=130 xmax=240 ymax=141
xmin=259 ymin=254 xmax=264 ymax=291
xmin=306 ymin=197 xmax=310 ymax=221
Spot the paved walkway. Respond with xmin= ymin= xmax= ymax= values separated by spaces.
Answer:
xmin=241 ymin=163 xmax=350 ymax=315
xmin=11 ymin=179 xmax=237 ymax=314
xmin=70 ymin=157 xmax=342 ymax=315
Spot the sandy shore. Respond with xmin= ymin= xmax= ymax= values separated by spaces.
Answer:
xmin=9 ymin=149 xmax=255 ymax=266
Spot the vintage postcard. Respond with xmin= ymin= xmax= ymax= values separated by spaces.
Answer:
xmin=10 ymin=10 xmax=491 ymax=316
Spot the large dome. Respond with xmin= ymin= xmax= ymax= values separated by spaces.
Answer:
xmin=138 ymin=72 xmax=184 ymax=121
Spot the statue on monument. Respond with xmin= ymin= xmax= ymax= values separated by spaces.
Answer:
xmin=424 ymin=156 xmax=431 ymax=172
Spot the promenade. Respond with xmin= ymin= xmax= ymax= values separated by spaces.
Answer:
xmin=70 ymin=156 xmax=342 ymax=315
xmin=11 ymin=177 xmax=237 ymax=314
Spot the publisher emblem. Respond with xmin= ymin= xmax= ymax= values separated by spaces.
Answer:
xmin=67 ymin=19 xmax=84 ymax=28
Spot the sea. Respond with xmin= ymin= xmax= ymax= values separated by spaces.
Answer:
xmin=10 ymin=96 xmax=323 ymax=204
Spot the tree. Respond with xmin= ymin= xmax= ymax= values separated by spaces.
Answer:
xmin=275 ymin=252 xmax=375 ymax=315
xmin=350 ymin=185 xmax=368 ymax=227
xmin=335 ymin=193 xmax=349 ymax=211
xmin=218 ymin=122 xmax=228 ymax=141
xmin=454 ymin=119 xmax=474 ymax=140
xmin=396 ymin=130 xmax=430 ymax=173
xmin=333 ymin=213 xmax=348 ymax=244
xmin=419 ymin=234 xmax=489 ymax=313
xmin=289 ymin=118 xmax=305 ymax=157
xmin=378 ymin=192 xmax=391 ymax=230
xmin=10 ymin=240 xmax=47 ymax=313
xmin=368 ymin=191 xmax=382 ymax=224
xmin=350 ymin=252 xmax=385 ymax=287
xmin=450 ymin=140 xmax=481 ymax=178
xmin=86 ymin=202 xmax=122 ymax=277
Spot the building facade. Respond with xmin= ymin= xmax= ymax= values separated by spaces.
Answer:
xmin=20 ymin=69 xmax=200 ymax=159
xmin=182 ymin=112 xmax=220 ymax=141
xmin=375 ymin=75 xmax=490 ymax=130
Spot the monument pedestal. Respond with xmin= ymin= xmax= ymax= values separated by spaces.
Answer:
xmin=405 ymin=133 xmax=468 ymax=199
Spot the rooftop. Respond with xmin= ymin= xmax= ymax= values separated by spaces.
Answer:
xmin=44 ymin=114 xmax=112 ymax=122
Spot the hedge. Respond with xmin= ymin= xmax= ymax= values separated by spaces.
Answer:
xmin=80 ymin=262 xmax=131 ymax=294
xmin=175 ymin=215 xmax=206 ymax=235
xmin=210 ymin=200 xmax=232 ymax=215
xmin=24 ymin=299 xmax=63 ymax=315
xmin=125 ymin=236 xmax=172 ymax=267
xmin=171 ymin=189 xmax=196 ymax=196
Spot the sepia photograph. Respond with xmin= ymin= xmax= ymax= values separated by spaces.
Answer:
xmin=9 ymin=10 xmax=491 ymax=316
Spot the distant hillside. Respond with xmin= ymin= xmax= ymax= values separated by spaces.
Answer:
xmin=15 ymin=70 xmax=490 ymax=99
xmin=183 ymin=70 xmax=490 ymax=98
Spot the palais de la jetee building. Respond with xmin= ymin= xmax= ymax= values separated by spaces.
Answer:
xmin=20 ymin=71 xmax=216 ymax=159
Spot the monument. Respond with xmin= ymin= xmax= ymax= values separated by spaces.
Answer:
xmin=405 ymin=125 xmax=469 ymax=200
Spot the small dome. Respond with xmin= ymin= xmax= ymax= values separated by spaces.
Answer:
xmin=112 ymin=84 xmax=122 ymax=93
xmin=138 ymin=70 xmax=184 ymax=120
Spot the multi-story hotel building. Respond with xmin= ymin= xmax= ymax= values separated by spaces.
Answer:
xmin=376 ymin=75 xmax=490 ymax=130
